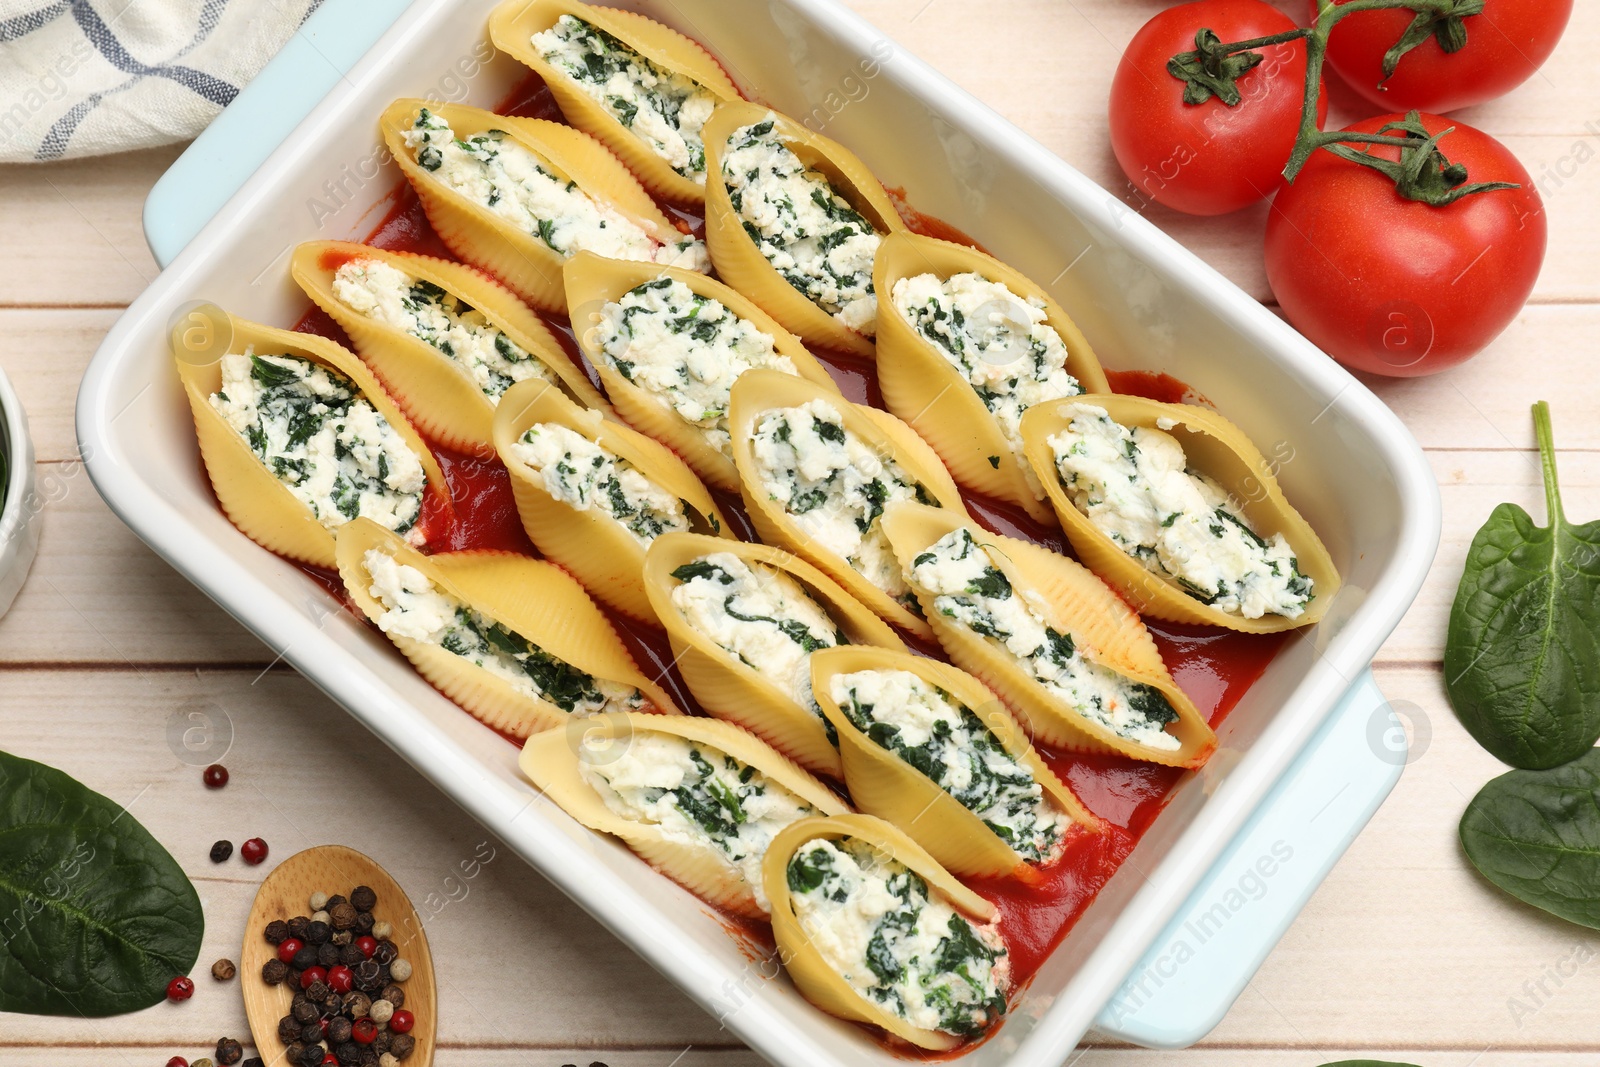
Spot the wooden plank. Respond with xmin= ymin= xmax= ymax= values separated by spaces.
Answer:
xmin=0 ymin=309 xmax=120 ymax=463
xmin=0 ymin=669 xmax=750 ymax=1049
xmin=0 ymin=146 xmax=176 ymax=308
xmin=0 ymin=472 xmax=268 ymax=665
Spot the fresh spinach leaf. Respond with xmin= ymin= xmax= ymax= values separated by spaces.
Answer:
xmin=1459 ymin=746 xmax=1600 ymax=929
xmin=1445 ymin=402 xmax=1600 ymax=769
xmin=0 ymin=750 xmax=203 ymax=1016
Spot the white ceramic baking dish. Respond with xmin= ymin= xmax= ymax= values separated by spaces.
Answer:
xmin=79 ymin=1 xmax=1440 ymax=1063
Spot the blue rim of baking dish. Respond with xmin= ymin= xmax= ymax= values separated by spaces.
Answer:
xmin=127 ymin=0 xmax=1428 ymax=1051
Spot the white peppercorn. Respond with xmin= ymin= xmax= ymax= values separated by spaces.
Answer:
xmin=310 ymin=891 xmax=329 ymax=911
xmin=388 ymin=958 xmax=412 ymax=982
xmin=371 ymin=921 xmax=393 ymax=940
xmin=369 ymin=999 xmax=394 ymax=1026
xmin=379 ymin=1055 xmax=400 ymax=1067
xmin=311 ymin=910 xmax=331 ymax=926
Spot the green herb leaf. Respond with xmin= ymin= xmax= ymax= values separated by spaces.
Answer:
xmin=0 ymin=750 xmax=203 ymax=1016
xmin=1459 ymin=747 xmax=1600 ymax=930
xmin=1445 ymin=403 xmax=1600 ymax=769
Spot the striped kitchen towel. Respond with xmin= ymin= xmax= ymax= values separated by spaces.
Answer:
xmin=0 ymin=0 xmax=323 ymax=162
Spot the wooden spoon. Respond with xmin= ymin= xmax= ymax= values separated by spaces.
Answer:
xmin=240 ymin=845 xmax=436 ymax=1066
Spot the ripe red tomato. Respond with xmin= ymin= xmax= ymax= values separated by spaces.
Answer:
xmin=1265 ymin=113 xmax=1545 ymax=377
xmin=1110 ymin=0 xmax=1327 ymax=216
xmin=1317 ymin=0 xmax=1572 ymax=113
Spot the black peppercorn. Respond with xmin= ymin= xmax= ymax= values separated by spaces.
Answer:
xmin=317 ymin=943 xmax=341 ymax=968
xmin=358 ymin=1049 xmax=379 ymax=1067
xmin=284 ymin=1043 xmax=306 ymax=1064
xmin=299 ymin=1021 xmax=323 ymax=1045
xmin=372 ymin=940 xmax=398 ymax=965
xmin=326 ymin=894 xmax=348 ymax=909
xmin=329 ymin=901 xmax=358 ymax=931
xmin=379 ymin=984 xmax=404 ymax=1009
xmin=339 ymin=943 xmax=365 ymax=967
xmin=242 ymin=1058 xmax=264 ymax=1067
xmin=292 ymin=999 xmax=320 ymax=1025
xmin=278 ymin=1014 xmax=300 ymax=1043
xmin=285 ymin=967 xmax=303 ymax=988
xmin=306 ymin=920 xmax=331 ymax=945
xmin=264 ymin=919 xmax=290 ymax=945
xmin=292 ymin=946 xmax=318 ymax=970
xmin=287 ymin=915 xmax=311 ymax=940
xmin=389 ymin=1034 xmax=415 ymax=1061
xmin=211 ymin=958 xmax=237 ymax=982
xmin=334 ymin=1042 xmax=361 ymax=1066
xmin=297 ymin=1044 xmax=326 ymax=1067
xmin=306 ymin=979 xmax=330 ymax=1002
xmin=353 ymin=911 xmax=374 ymax=935
xmin=326 ymin=1016 xmax=352 ymax=1044
xmin=261 ymin=959 xmax=288 ymax=986
xmin=209 ymin=839 xmax=233 ymax=863
xmin=343 ymin=991 xmax=371 ymax=1018
xmin=216 ymin=1037 xmax=243 ymax=1065
xmin=331 ymin=929 xmax=353 ymax=946
xmin=349 ymin=885 xmax=377 ymax=911
xmin=370 ymin=1031 xmax=390 ymax=1054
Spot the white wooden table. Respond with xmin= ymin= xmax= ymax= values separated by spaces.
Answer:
xmin=3 ymin=2 xmax=1597 ymax=1064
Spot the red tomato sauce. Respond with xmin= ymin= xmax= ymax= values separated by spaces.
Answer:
xmin=267 ymin=70 xmax=1292 ymax=1045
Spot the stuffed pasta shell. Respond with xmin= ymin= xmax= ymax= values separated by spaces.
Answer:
xmin=521 ymin=712 xmax=849 ymax=917
xmin=880 ymin=502 xmax=1214 ymax=767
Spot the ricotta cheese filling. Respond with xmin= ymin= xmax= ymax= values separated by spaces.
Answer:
xmin=578 ymin=730 xmax=819 ymax=913
xmin=1047 ymin=404 xmax=1313 ymax=619
xmin=786 ymin=836 xmax=1008 ymax=1036
xmin=669 ymin=553 xmax=846 ymax=734
xmin=596 ymin=276 xmax=799 ymax=457
xmin=908 ymin=528 xmax=1182 ymax=751
xmin=332 ymin=258 xmax=553 ymax=402
xmin=830 ymin=669 xmax=1070 ymax=863
xmin=532 ymin=14 xmax=718 ymax=183
xmin=403 ymin=108 xmax=707 ymax=270
xmin=749 ymin=399 xmax=935 ymax=608
xmin=362 ymin=549 xmax=645 ymax=714
xmin=890 ymin=272 xmax=1082 ymax=496
xmin=721 ymin=116 xmax=882 ymax=334
xmin=210 ymin=352 xmax=425 ymax=537
xmin=508 ymin=422 xmax=691 ymax=548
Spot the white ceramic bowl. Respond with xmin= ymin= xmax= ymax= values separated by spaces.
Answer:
xmin=0 ymin=363 xmax=38 ymax=620
xmin=76 ymin=2 xmax=1441 ymax=1065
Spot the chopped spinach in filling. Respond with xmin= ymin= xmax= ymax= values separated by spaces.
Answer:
xmin=596 ymin=276 xmax=799 ymax=456
xmin=1048 ymin=404 xmax=1313 ymax=619
xmin=890 ymin=271 xmax=1082 ymax=497
xmin=908 ymin=528 xmax=1182 ymax=751
xmin=579 ymin=730 xmax=818 ymax=912
xmin=830 ymin=669 xmax=1069 ymax=862
xmin=669 ymin=553 xmax=846 ymax=739
xmin=362 ymin=549 xmax=644 ymax=713
xmin=749 ymin=399 xmax=935 ymax=608
xmin=402 ymin=108 xmax=707 ymax=270
xmin=332 ymin=257 xmax=551 ymax=401
xmin=532 ymin=14 xmax=718 ymax=182
xmin=721 ymin=116 xmax=882 ymax=334
xmin=509 ymin=422 xmax=691 ymax=548
xmin=209 ymin=351 xmax=425 ymax=535
xmin=786 ymin=836 xmax=1008 ymax=1036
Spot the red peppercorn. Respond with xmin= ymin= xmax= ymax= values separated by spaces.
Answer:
xmin=240 ymin=837 xmax=268 ymax=865
xmin=299 ymin=966 xmax=326 ymax=990
xmin=202 ymin=763 xmax=229 ymax=788
xmin=321 ymin=1056 xmax=338 ymax=1066
xmin=354 ymin=935 xmax=377 ymax=959
xmin=165 ymin=976 xmax=194 ymax=1002
xmin=325 ymin=964 xmax=353 ymax=994
xmin=167 ymin=1058 xmax=189 ymax=1067
xmin=351 ymin=1018 xmax=377 ymax=1045
xmin=277 ymin=937 xmax=304 ymax=964
xmin=389 ymin=1009 xmax=414 ymax=1034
